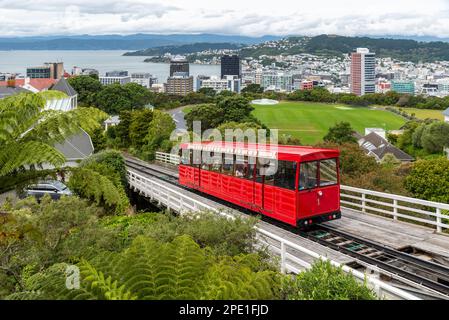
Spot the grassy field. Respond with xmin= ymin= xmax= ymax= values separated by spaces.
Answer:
xmin=252 ymin=101 xmax=407 ymax=145
xmin=393 ymin=107 xmax=444 ymax=121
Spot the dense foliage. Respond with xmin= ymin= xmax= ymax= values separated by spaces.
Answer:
xmin=405 ymin=158 xmax=449 ymax=203
xmin=285 ymin=260 xmax=376 ymax=300
xmin=68 ymin=150 xmax=130 ymax=215
xmin=1 ymin=198 xmax=376 ymax=301
xmin=323 ymin=122 xmax=357 ymax=144
xmin=0 ymin=91 xmax=107 ymax=178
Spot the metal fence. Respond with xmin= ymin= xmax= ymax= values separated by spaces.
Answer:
xmin=127 ymin=168 xmax=420 ymax=300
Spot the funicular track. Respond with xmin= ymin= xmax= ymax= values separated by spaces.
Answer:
xmin=125 ymin=157 xmax=449 ymax=298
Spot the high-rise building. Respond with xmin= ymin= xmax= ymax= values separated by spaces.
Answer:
xmin=350 ymin=48 xmax=376 ymax=96
xmin=170 ymin=57 xmax=189 ymax=77
xmin=166 ymin=75 xmax=193 ymax=96
xmin=221 ymin=55 xmax=241 ymax=79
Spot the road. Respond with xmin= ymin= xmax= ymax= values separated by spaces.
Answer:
xmin=166 ymin=106 xmax=188 ymax=131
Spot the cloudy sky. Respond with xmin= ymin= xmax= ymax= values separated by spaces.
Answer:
xmin=1 ymin=0 xmax=449 ymax=37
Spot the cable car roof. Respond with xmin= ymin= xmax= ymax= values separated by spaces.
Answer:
xmin=180 ymin=141 xmax=339 ymax=162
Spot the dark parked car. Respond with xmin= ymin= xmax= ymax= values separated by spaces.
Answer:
xmin=21 ymin=180 xmax=73 ymax=201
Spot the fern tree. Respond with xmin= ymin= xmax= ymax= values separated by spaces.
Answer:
xmin=0 ymin=91 xmax=107 ymax=177
xmin=6 ymin=235 xmax=282 ymax=300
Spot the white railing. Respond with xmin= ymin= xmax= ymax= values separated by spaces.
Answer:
xmin=154 ymin=151 xmax=449 ymax=234
xmin=155 ymin=152 xmax=180 ymax=166
xmin=127 ymin=168 xmax=420 ymax=300
xmin=341 ymin=185 xmax=449 ymax=233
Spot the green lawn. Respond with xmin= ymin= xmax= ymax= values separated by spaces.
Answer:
xmin=252 ymin=101 xmax=407 ymax=145
xmin=393 ymin=107 xmax=444 ymax=121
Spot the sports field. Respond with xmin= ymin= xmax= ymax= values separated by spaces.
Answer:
xmin=393 ymin=107 xmax=444 ymax=121
xmin=252 ymin=101 xmax=407 ymax=145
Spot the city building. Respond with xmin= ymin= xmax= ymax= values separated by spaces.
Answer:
xmin=221 ymin=55 xmax=241 ymax=79
xmin=46 ymin=62 xmax=64 ymax=80
xmin=81 ymin=68 xmax=99 ymax=77
xmin=150 ymin=83 xmax=165 ymax=93
xmin=443 ymin=108 xmax=449 ymax=123
xmin=391 ymin=80 xmax=415 ymax=95
xmin=99 ymin=75 xmax=131 ymax=86
xmin=27 ymin=62 xmax=64 ymax=80
xmin=300 ymin=80 xmax=314 ymax=90
xmin=166 ymin=75 xmax=194 ymax=96
xmin=27 ymin=66 xmax=51 ymax=79
xmin=350 ymin=48 xmax=376 ymax=96
xmin=170 ymin=57 xmax=190 ymax=77
xmin=105 ymin=70 xmax=129 ymax=77
xmin=197 ymin=75 xmax=241 ymax=93
xmin=131 ymin=73 xmax=157 ymax=88
xmin=261 ymin=72 xmax=293 ymax=92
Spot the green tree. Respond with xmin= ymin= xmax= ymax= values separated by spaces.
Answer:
xmin=128 ymin=109 xmax=154 ymax=149
xmin=405 ymin=158 xmax=449 ymax=203
xmin=67 ymin=75 xmax=103 ymax=106
xmin=217 ymin=96 xmax=255 ymax=123
xmin=0 ymin=92 xmax=107 ymax=177
xmin=184 ymin=104 xmax=224 ymax=131
xmin=242 ymin=84 xmax=263 ymax=94
xmin=114 ymin=110 xmax=132 ymax=148
xmin=420 ymin=122 xmax=449 ymax=154
xmin=323 ymin=122 xmax=357 ymax=144
xmin=94 ymin=83 xmax=153 ymax=114
xmin=90 ymin=127 xmax=107 ymax=152
xmin=0 ymin=196 xmax=116 ymax=296
xmin=141 ymin=110 xmax=176 ymax=160
xmin=197 ymin=87 xmax=217 ymax=97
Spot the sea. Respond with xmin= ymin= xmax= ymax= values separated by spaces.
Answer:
xmin=0 ymin=50 xmax=221 ymax=84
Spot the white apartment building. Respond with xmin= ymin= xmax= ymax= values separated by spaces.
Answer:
xmin=197 ymin=75 xmax=241 ymax=93
xmin=131 ymin=73 xmax=156 ymax=88
xmin=99 ymin=76 xmax=131 ymax=86
xmin=261 ymin=72 xmax=293 ymax=92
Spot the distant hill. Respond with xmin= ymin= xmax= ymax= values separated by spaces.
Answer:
xmin=124 ymin=42 xmax=243 ymax=56
xmin=238 ymin=35 xmax=449 ymax=63
xmin=0 ymin=34 xmax=280 ymax=50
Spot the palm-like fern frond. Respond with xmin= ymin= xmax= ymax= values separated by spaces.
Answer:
xmin=6 ymin=236 xmax=281 ymax=300
xmin=0 ymin=92 xmax=108 ymax=177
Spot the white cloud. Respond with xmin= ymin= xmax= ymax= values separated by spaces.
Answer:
xmin=0 ymin=0 xmax=448 ymax=37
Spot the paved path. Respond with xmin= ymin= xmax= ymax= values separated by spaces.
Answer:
xmin=166 ymin=106 xmax=188 ymax=131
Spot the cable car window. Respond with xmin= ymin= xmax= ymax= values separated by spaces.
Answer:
xmin=181 ymin=149 xmax=191 ymax=165
xmin=222 ymin=153 xmax=234 ymax=176
xmin=191 ymin=150 xmax=201 ymax=167
xmin=210 ymin=155 xmax=222 ymax=173
xmin=319 ymin=159 xmax=338 ymax=187
xmin=299 ymin=161 xmax=318 ymax=190
xmin=256 ymin=158 xmax=276 ymax=184
xmin=274 ymin=161 xmax=297 ymax=190
xmin=235 ymin=156 xmax=253 ymax=180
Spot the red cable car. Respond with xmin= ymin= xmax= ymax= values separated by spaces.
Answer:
xmin=178 ymin=141 xmax=341 ymax=228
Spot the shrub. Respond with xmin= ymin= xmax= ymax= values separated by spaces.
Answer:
xmin=286 ymin=260 xmax=377 ymax=300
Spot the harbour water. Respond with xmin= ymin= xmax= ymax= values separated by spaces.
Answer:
xmin=0 ymin=50 xmax=221 ymax=83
